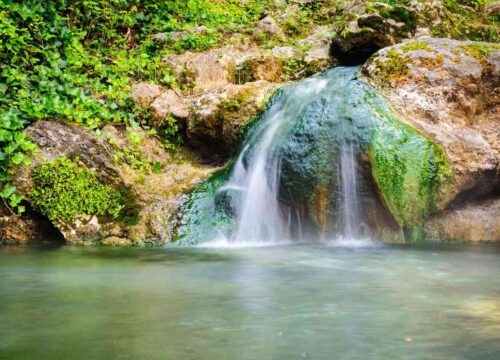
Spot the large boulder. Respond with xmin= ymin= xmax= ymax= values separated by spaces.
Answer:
xmin=362 ymin=38 xmax=500 ymax=241
xmin=188 ymin=81 xmax=280 ymax=160
xmin=5 ymin=121 xmax=215 ymax=245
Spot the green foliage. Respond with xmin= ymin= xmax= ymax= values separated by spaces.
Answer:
xmin=29 ymin=157 xmax=124 ymax=222
xmin=0 ymin=0 xmax=275 ymax=212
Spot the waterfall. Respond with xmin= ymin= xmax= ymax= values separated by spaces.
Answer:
xmin=219 ymin=76 xmax=329 ymax=244
xmin=339 ymin=140 xmax=359 ymax=238
xmin=180 ymin=67 xmax=391 ymax=246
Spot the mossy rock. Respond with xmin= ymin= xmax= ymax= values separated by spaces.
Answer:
xmin=29 ymin=157 xmax=125 ymax=222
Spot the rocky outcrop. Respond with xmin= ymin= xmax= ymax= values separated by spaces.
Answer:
xmin=362 ymin=38 xmax=499 ymax=241
xmin=331 ymin=0 xmax=499 ymax=65
xmin=424 ymin=197 xmax=500 ymax=242
xmin=331 ymin=1 xmax=417 ymax=64
xmin=5 ymin=121 xmax=215 ymax=245
xmin=135 ymin=25 xmax=336 ymax=159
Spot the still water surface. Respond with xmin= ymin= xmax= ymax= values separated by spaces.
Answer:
xmin=0 ymin=243 xmax=499 ymax=360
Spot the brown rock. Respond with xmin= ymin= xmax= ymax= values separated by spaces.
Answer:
xmin=425 ymin=198 xmax=500 ymax=242
xmin=150 ymin=90 xmax=191 ymax=120
xmin=6 ymin=121 xmax=215 ymax=245
xmin=130 ymin=83 xmax=163 ymax=106
xmin=362 ymin=38 xmax=500 ymax=216
xmin=255 ymin=16 xmax=284 ymax=38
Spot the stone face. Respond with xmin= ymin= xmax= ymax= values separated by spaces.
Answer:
xmin=425 ymin=198 xmax=500 ymax=242
xmin=4 ymin=121 xmax=215 ymax=245
xmin=152 ymin=26 xmax=208 ymax=42
xmin=150 ymin=89 xmax=191 ymax=121
xmin=188 ymin=81 xmax=279 ymax=157
xmin=0 ymin=204 xmax=64 ymax=244
xmin=330 ymin=0 xmax=498 ymax=65
xmin=130 ymin=83 xmax=163 ymax=106
xmin=362 ymin=38 xmax=500 ymax=238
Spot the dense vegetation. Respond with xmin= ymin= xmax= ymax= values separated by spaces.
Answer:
xmin=0 ymin=0 xmax=274 ymax=213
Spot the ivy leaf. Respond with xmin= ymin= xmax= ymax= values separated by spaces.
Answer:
xmin=152 ymin=161 xmax=161 ymax=174
xmin=11 ymin=152 xmax=26 ymax=165
xmin=9 ymin=193 xmax=23 ymax=207
xmin=0 ymin=184 xmax=16 ymax=198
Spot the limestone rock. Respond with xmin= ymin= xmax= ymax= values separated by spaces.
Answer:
xmin=486 ymin=2 xmax=500 ymax=16
xmin=362 ymin=38 xmax=500 ymax=230
xmin=255 ymin=16 xmax=284 ymax=38
xmin=425 ymin=198 xmax=500 ymax=242
xmin=0 ymin=204 xmax=64 ymax=244
xmin=188 ymin=81 xmax=279 ymax=157
xmin=130 ymin=83 xmax=163 ymax=106
xmin=152 ymin=26 xmax=209 ymax=42
xmin=331 ymin=1 xmax=416 ymax=64
xmin=150 ymin=89 xmax=190 ymax=120
xmin=5 ymin=121 xmax=215 ymax=245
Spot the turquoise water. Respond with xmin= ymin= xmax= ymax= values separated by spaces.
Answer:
xmin=0 ymin=244 xmax=499 ymax=360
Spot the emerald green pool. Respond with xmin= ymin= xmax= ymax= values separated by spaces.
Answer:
xmin=0 ymin=243 xmax=499 ymax=360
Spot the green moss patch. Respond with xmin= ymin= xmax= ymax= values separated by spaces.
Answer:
xmin=29 ymin=157 xmax=124 ymax=222
xmin=400 ymin=41 xmax=433 ymax=53
xmin=369 ymin=109 xmax=452 ymax=231
xmin=375 ymin=50 xmax=411 ymax=82
xmin=459 ymin=43 xmax=500 ymax=63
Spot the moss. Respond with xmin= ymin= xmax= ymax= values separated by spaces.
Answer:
xmin=400 ymin=41 xmax=433 ymax=53
xmin=459 ymin=43 xmax=500 ymax=63
xmin=419 ymin=54 xmax=445 ymax=70
xmin=370 ymin=110 xmax=452 ymax=229
xmin=174 ymin=166 xmax=233 ymax=244
xmin=379 ymin=5 xmax=416 ymax=30
xmin=29 ymin=157 xmax=124 ymax=222
xmin=281 ymin=56 xmax=306 ymax=81
xmin=375 ymin=50 xmax=411 ymax=82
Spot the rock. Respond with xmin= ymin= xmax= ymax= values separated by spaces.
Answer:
xmin=425 ymin=198 xmax=500 ymax=241
xmin=150 ymin=89 xmax=191 ymax=120
xmin=331 ymin=1 xmax=417 ymax=65
xmin=0 ymin=204 xmax=64 ymax=244
xmin=233 ymin=55 xmax=283 ymax=83
xmin=331 ymin=0 xmax=498 ymax=65
xmin=255 ymin=16 xmax=284 ymax=38
xmin=5 ymin=121 xmax=215 ymax=245
xmin=130 ymin=83 xmax=163 ymax=106
xmin=486 ymin=2 xmax=500 ymax=16
xmin=188 ymin=81 xmax=279 ymax=158
xmin=163 ymin=46 xmax=240 ymax=91
xmin=362 ymin=38 xmax=500 ymax=237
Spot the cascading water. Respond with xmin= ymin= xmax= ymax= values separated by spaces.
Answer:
xmin=219 ymin=76 xmax=330 ymax=244
xmin=178 ymin=66 xmax=442 ymax=246
xmin=211 ymin=67 xmax=376 ymax=245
